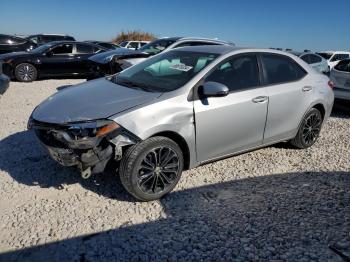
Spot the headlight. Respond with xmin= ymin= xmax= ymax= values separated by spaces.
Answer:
xmin=53 ymin=120 xmax=119 ymax=149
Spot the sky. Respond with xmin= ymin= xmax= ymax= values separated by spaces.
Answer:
xmin=1 ymin=0 xmax=350 ymax=52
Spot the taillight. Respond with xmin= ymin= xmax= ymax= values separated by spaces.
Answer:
xmin=328 ymin=80 xmax=334 ymax=89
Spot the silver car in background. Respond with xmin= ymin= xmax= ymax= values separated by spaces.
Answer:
xmin=289 ymin=51 xmax=329 ymax=73
xmin=330 ymin=59 xmax=350 ymax=100
xmin=28 ymin=46 xmax=334 ymax=201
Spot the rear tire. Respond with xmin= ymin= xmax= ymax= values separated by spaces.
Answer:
xmin=291 ymin=108 xmax=323 ymax=149
xmin=15 ymin=63 xmax=37 ymax=82
xmin=119 ymin=136 xmax=184 ymax=201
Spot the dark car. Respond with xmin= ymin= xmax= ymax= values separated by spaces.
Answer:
xmin=0 ymin=41 xmax=107 ymax=82
xmin=89 ymin=37 xmax=234 ymax=76
xmin=0 ymin=74 xmax=10 ymax=95
xmin=27 ymin=34 xmax=76 ymax=46
xmin=0 ymin=34 xmax=37 ymax=54
xmin=85 ymin=41 xmax=120 ymax=50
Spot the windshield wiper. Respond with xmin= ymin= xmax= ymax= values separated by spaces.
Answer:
xmin=116 ymin=78 xmax=152 ymax=92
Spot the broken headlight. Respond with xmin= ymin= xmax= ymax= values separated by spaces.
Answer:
xmin=54 ymin=120 xmax=120 ymax=149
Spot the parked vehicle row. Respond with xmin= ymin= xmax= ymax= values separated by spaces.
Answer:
xmin=0 ymin=41 xmax=108 ymax=82
xmin=28 ymin=46 xmax=334 ymax=201
xmin=89 ymin=37 xmax=235 ymax=76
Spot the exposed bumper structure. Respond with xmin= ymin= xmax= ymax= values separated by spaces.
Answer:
xmin=29 ymin=118 xmax=139 ymax=178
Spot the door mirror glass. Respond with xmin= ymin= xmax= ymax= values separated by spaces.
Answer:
xmin=199 ymin=81 xmax=229 ymax=98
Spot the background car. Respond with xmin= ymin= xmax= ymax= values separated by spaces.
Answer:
xmin=0 ymin=34 xmax=37 ymax=54
xmin=288 ymin=51 xmax=328 ymax=73
xmin=27 ymin=34 xmax=76 ymax=45
xmin=29 ymin=46 xmax=334 ymax=201
xmin=330 ymin=59 xmax=350 ymax=100
xmin=89 ymin=37 xmax=234 ymax=76
xmin=0 ymin=41 xmax=107 ymax=82
xmin=85 ymin=41 xmax=120 ymax=50
xmin=118 ymin=40 xmax=150 ymax=50
xmin=316 ymin=51 xmax=350 ymax=70
xmin=0 ymin=73 xmax=10 ymax=95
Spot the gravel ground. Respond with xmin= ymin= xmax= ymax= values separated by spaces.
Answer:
xmin=0 ymin=79 xmax=349 ymax=261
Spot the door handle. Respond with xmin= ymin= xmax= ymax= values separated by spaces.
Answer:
xmin=302 ymin=86 xmax=313 ymax=92
xmin=252 ymin=96 xmax=268 ymax=103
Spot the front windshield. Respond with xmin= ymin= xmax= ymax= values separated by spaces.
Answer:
xmin=316 ymin=52 xmax=332 ymax=60
xmin=30 ymin=44 xmax=52 ymax=53
xmin=138 ymin=39 xmax=177 ymax=55
xmin=113 ymin=50 xmax=219 ymax=92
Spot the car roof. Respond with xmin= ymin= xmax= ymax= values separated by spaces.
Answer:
xmin=173 ymin=45 xmax=308 ymax=57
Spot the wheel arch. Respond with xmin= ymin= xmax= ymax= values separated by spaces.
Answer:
xmin=150 ymin=131 xmax=191 ymax=171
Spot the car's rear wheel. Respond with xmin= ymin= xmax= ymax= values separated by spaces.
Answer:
xmin=119 ymin=136 xmax=184 ymax=201
xmin=15 ymin=63 xmax=37 ymax=82
xmin=291 ymin=108 xmax=323 ymax=149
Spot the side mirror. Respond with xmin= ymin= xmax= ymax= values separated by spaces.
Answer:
xmin=46 ymin=51 xmax=53 ymax=57
xmin=199 ymin=81 xmax=229 ymax=98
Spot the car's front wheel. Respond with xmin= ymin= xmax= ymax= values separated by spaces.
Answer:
xmin=119 ymin=136 xmax=184 ymax=201
xmin=15 ymin=63 xmax=38 ymax=82
xmin=291 ymin=108 xmax=323 ymax=149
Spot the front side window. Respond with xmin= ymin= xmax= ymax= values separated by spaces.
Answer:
xmin=76 ymin=44 xmax=94 ymax=54
xmin=114 ymin=50 xmax=219 ymax=92
xmin=334 ymin=60 xmax=350 ymax=72
xmin=51 ymin=44 xmax=73 ymax=55
xmin=205 ymin=54 xmax=260 ymax=92
xmin=261 ymin=54 xmax=306 ymax=85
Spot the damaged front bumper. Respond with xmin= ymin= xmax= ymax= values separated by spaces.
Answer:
xmin=28 ymin=118 xmax=139 ymax=178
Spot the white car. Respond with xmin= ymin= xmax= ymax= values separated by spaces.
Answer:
xmin=330 ymin=59 xmax=350 ymax=100
xmin=317 ymin=51 xmax=350 ymax=70
xmin=289 ymin=51 xmax=329 ymax=73
xmin=119 ymin=41 xmax=150 ymax=50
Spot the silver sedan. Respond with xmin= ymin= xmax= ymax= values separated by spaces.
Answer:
xmin=29 ymin=46 xmax=334 ymax=201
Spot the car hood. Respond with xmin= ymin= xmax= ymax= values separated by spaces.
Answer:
xmin=32 ymin=77 xmax=162 ymax=124
xmin=0 ymin=51 xmax=31 ymax=60
xmin=89 ymin=48 xmax=151 ymax=64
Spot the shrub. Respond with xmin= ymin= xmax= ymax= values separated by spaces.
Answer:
xmin=113 ymin=30 xmax=157 ymax=44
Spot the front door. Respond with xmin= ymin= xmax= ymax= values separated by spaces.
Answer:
xmin=39 ymin=43 xmax=75 ymax=76
xmin=194 ymin=54 xmax=268 ymax=163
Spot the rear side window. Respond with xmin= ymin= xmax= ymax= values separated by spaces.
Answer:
xmin=76 ymin=44 xmax=94 ymax=54
xmin=334 ymin=60 xmax=350 ymax=72
xmin=206 ymin=54 xmax=260 ymax=92
xmin=309 ymin=54 xmax=322 ymax=64
xmin=261 ymin=54 xmax=307 ymax=85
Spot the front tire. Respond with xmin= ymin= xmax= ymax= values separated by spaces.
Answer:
xmin=291 ymin=108 xmax=323 ymax=149
xmin=15 ymin=63 xmax=37 ymax=82
xmin=119 ymin=136 xmax=184 ymax=201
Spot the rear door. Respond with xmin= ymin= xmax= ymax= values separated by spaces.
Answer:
xmin=74 ymin=43 xmax=103 ymax=75
xmin=260 ymin=53 xmax=312 ymax=143
xmin=194 ymin=53 xmax=268 ymax=162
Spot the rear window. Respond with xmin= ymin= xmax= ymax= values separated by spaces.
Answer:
xmin=0 ymin=35 xmax=26 ymax=45
xmin=261 ymin=54 xmax=307 ymax=85
xmin=334 ymin=60 xmax=350 ymax=72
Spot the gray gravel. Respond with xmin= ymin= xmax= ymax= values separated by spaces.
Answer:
xmin=0 ymin=80 xmax=349 ymax=261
